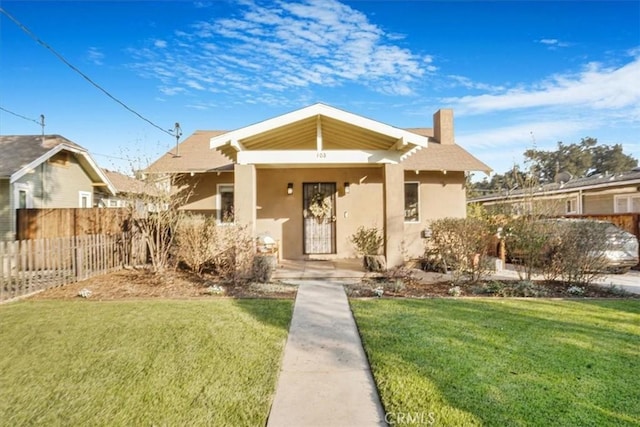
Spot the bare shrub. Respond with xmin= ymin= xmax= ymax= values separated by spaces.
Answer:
xmin=173 ymin=214 xmax=256 ymax=283
xmin=382 ymin=264 xmax=415 ymax=292
xmin=209 ymin=224 xmax=255 ymax=284
xmin=503 ymin=217 xmax=557 ymax=281
xmin=174 ymin=214 xmax=216 ymax=276
xmin=427 ymin=217 xmax=495 ymax=285
xmin=504 ymin=218 xmax=610 ymax=285
xmin=549 ymin=220 xmax=609 ymax=285
xmin=123 ymin=173 xmax=194 ymax=273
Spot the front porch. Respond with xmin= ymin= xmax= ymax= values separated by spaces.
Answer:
xmin=272 ymin=258 xmax=369 ymax=280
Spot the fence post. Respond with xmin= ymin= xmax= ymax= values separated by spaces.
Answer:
xmin=74 ymin=235 xmax=83 ymax=280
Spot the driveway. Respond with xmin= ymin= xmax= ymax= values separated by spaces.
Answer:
xmin=493 ymin=265 xmax=640 ymax=295
xmin=596 ymin=270 xmax=640 ymax=295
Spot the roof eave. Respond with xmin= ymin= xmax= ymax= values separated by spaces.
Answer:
xmin=10 ymin=143 xmax=117 ymax=196
xmin=209 ymin=103 xmax=430 ymax=153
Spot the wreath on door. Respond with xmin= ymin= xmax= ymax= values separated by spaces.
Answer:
xmin=307 ymin=192 xmax=332 ymax=222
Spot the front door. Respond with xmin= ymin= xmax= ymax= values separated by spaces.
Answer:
xmin=303 ymin=183 xmax=336 ymax=254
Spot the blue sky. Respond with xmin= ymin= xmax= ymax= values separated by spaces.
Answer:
xmin=1 ymin=0 xmax=639 ymax=180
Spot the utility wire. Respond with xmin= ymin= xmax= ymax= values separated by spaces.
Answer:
xmin=0 ymin=7 xmax=175 ymax=138
xmin=0 ymin=106 xmax=40 ymax=125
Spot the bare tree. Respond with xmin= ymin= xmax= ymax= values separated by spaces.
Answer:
xmin=123 ymin=172 xmax=194 ymax=273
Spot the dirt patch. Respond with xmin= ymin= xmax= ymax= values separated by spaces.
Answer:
xmin=29 ymin=268 xmax=297 ymax=301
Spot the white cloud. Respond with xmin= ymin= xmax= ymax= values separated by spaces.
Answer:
xmin=159 ymin=86 xmax=186 ymax=96
xmin=445 ymin=52 xmax=640 ymax=174
xmin=185 ymin=80 xmax=204 ymax=90
xmin=457 ymin=120 xmax=585 ymax=151
xmin=129 ymin=0 xmax=430 ymax=105
xmin=87 ymin=47 xmax=104 ymax=65
xmin=537 ymin=38 xmax=570 ymax=49
xmin=445 ymin=55 xmax=640 ymax=117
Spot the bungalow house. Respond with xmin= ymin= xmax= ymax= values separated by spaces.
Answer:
xmin=0 ymin=134 xmax=116 ymax=240
xmin=100 ymin=169 xmax=148 ymax=208
xmin=469 ymin=169 xmax=640 ymax=216
xmin=147 ymin=103 xmax=491 ymax=267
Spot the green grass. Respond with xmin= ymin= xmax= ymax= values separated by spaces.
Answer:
xmin=0 ymin=299 xmax=293 ymax=426
xmin=351 ymin=299 xmax=640 ymax=426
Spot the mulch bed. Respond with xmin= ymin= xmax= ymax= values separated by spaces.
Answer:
xmin=26 ymin=268 xmax=637 ymax=301
xmin=27 ymin=268 xmax=298 ymax=301
xmin=345 ymin=275 xmax=638 ymax=298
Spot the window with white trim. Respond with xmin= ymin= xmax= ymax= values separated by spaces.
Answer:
xmin=404 ymin=182 xmax=419 ymax=222
xmin=79 ymin=191 xmax=92 ymax=208
xmin=565 ymin=198 xmax=578 ymax=214
xmin=614 ymin=193 xmax=640 ymax=213
xmin=217 ymin=184 xmax=234 ymax=223
xmin=14 ymin=183 xmax=32 ymax=209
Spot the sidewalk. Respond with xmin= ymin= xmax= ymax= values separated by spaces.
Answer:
xmin=267 ymin=280 xmax=386 ymax=427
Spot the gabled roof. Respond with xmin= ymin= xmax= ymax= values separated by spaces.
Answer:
xmin=210 ymin=103 xmax=431 ymax=163
xmin=402 ymin=143 xmax=492 ymax=173
xmin=103 ymin=169 xmax=148 ymax=195
xmin=146 ymin=130 xmax=232 ymax=173
xmin=0 ymin=135 xmax=116 ymax=195
xmin=147 ymin=104 xmax=490 ymax=173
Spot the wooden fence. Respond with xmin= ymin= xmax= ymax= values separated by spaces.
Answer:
xmin=16 ymin=208 xmax=131 ymax=240
xmin=563 ymin=213 xmax=640 ymax=241
xmin=0 ymin=233 xmax=147 ymax=302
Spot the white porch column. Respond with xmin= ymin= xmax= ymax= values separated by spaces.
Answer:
xmin=234 ymin=164 xmax=256 ymax=235
xmin=384 ymin=164 xmax=404 ymax=268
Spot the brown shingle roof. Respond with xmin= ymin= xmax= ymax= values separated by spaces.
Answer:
xmin=401 ymin=142 xmax=492 ymax=173
xmin=146 ymin=128 xmax=491 ymax=174
xmin=103 ymin=170 xmax=148 ymax=195
xmin=0 ymin=134 xmax=85 ymax=177
xmin=146 ymin=130 xmax=232 ymax=173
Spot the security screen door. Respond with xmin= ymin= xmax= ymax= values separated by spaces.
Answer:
xmin=303 ymin=183 xmax=336 ymax=254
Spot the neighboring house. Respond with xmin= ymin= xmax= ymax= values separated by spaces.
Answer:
xmin=100 ymin=169 xmax=148 ymax=208
xmin=469 ymin=169 xmax=640 ymax=216
xmin=0 ymin=135 xmax=116 ymax=240
xmin=147 ymin=103 xmax=491 ymax=266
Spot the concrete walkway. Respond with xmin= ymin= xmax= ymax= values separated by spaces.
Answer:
xmin=267 ymin=280 xmax=386 ymax=427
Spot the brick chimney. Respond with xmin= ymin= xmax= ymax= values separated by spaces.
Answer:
xmin=433 ymin=109 xmax=454 ymax=145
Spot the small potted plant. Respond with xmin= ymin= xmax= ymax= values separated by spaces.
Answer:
xmin=349 ymin=226 xmax=385 ymax=271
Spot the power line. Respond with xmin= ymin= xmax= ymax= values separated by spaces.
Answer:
xmin=0 ymin=7 xmax=175 ymax=138
xmin=0 ymin=106 xmax=40 ymax=125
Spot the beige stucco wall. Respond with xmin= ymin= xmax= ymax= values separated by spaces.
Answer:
xmin=178 ymin=172 xmax=234 ymax=217
xmin=178 ymin=167 xmax=469 ymax=261
xmin=403 ymin=171 xmax=467 ymax=258
xmin=255 ymin=167 xmax=385 ymax=260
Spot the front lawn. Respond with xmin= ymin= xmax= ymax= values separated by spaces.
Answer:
xmin=0 ymin=299 xmax=292 ymax=426
xmin=351 ymin=299 xmax=640 ymax=426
